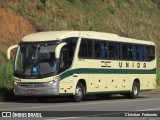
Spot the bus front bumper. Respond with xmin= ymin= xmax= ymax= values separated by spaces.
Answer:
xmin=13 ymin=81 xmax=59 ymax=96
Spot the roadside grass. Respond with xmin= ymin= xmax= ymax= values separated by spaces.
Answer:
xmin=153 ymin=86 xmax=160 ymax=92
xmin=157 ymin=57 xmax=160 ymax=85
xmin=0 ymin=0 xmax=159 ymax=49
xmin=157 ymin=67 xmax=160 ymax=86
xmin=0 ymin=61 xmax=14 ymax=101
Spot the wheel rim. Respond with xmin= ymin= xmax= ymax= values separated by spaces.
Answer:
xmin=75 ymin=87 xmax=82 ymax=99
xmin=133 ymin=85 xmax=138 ymax=95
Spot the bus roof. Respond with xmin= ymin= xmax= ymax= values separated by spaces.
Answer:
xmin=21 ymin=31 xmax=155 ymax=45
xmin=22 ymin=31 xmax=80 ymax=42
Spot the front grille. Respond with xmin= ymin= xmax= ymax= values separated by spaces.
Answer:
xmin=18 ymin=83 xmax=45 ymax=88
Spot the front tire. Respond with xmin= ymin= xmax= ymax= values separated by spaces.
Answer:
xmin=73 ymin=83 xmax=85 ymax=102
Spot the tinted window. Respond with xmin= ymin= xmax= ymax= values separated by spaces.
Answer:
xmin=133 ymin=45 xmax=138 ymax=60
xmin=122 ymin=44 xmax=127 ymax=59
xmin=108 ymin=43 xmax=115 ymax=59
xmin=115 ymin=43 xmax=121 ymax=60
xmin=59 ymin=47 xmax=70 ymax=72
xmin=78 ymin=39 xmax=93 ymax=58
xmin=63 ymin=37 xmax=78 ymax=60
xmin=87 ymin=40 xmax=93 ymax=58
xmin=138 ymin=45 xmax=144 ymax=60
xmin=133 ymin=45 xmax=144 ymax=61
xmin=94 ymin=41 xmax=108 ymax=59
xmin=145 ymin=46 xmax=155 ymax=61
xmin=60 ymin=37 xmax=78 ymax=72
xmin=128 ymin=44 xmax=133 ymax=60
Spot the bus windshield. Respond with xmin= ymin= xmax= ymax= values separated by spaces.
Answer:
xmin=14 ymin=41 xmax=59 ymax=79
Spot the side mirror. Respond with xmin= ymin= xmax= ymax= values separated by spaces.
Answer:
xmin=7 ymin=45 xmax=18 ymax=60
xmin=55 ymin=43 xmax=66 ymax=59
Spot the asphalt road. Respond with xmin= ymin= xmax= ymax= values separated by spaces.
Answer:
xmin=0 ymin=93 xmax=160 ymax=119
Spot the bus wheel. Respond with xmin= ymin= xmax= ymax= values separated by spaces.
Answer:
xmin=129 ymin=81 xmax=139 ymax=99
xmin=73 ymin=83 xmax=85 ymax=102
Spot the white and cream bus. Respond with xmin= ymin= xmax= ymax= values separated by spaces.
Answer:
xmin=7 ymin=31 xmax=156 ymax=102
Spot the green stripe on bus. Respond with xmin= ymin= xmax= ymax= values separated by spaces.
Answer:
xmin=60 ymin=68 xmax=156 ymax=80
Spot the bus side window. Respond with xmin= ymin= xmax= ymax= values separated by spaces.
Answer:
xmin=115 ymin=43 xmax=120 ymax=60
xmin=122 ymin=44 xmax=127 ymax=60
xmin=145 ymin=46 xmax=149 ymax=61
xmin=100 ymin=41 xmax=108 ymax=59
xmin=138 ymin=45 xmax=144 ymax=61
xmin=94 ymin=41 xmax=107 ymax=59
xmin=145 ymin=46 xmax=155 ymax=61
xmin=59 ymin=37 xmax=78 ymax=72
xmin=78 ymin=39 xmax=93 ymax=59
xmin=128 ymin=44 xmax=133 ymax=60
xmin=133 ymin=45 xmax=138 ymax=60
xmin=87 ymin=40 xmax=93 ymax=58
xmin=78 ymin=39 xmax=88 ymax=58
xmin=94 ymin=41 xmax=101 ymax=59
xmin=59 ymin=46 xmax=70 ymax=72
xmin=109 ymin=43 xmax=115 ymax=59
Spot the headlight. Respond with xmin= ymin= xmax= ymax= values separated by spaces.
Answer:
xmin=48 ymin=81 xmax=54 ymax=85
xmin=42 ymin=82 xmax=49 ymax=86
xmin=14 ymin=82 xmax=17 ymax=85
xmin=42 ymin=81 xmax=55 ymax=86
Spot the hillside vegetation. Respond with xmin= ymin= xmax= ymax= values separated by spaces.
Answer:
xmin=0 ymin=0 xmax=159 ymax=54
xmin=0 ymin=0 xmax=159 ymax=100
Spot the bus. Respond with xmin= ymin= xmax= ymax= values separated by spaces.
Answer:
xmin=7 ymin=31 xmax=156 ymax=102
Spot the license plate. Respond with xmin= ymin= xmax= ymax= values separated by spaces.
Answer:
xmin=28 ymin=90 xmax=36 ymax=94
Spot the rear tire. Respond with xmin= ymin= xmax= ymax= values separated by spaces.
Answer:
xmin=73 ymin=83 xmax=85 ymax=102
xmin=129 ymin=81 xmax=139 ymax=99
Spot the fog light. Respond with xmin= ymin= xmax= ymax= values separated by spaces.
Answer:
xmin=52 ymin=88 xmax=55 ymax=92
xmin=14 ymin=82 xmax=17 ymax=85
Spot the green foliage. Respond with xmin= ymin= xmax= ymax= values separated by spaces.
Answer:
xmin=0 ymin=61 xmax=13 ymax=87
xmin=115 ymin=0 xmax=123 ymax=5
xmin=36 ymin=1 xmax=45 ymax=10
xmin=157 ymin=58 xmax=160 ymax=85
xmin=157 ymin=69 xmax=160 ymax=85
xmin=0 ymin=61 xmax=14 ymax=101
xmin=0 ymin=0 xmax=158 ymax=47
xmin=67 ymin=0 xmax=75 ymax=3
xmin=41 ymin=0 xmax=46 ymax=4
xmin=81 ymin=0 xmax=90 ymax=3
xmin=0 ymin=48 xmax=6 ymax=59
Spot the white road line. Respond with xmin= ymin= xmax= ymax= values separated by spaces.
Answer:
xmin=137 ymin=107 xmax=160 ymax=111
xmin=45 ymin=117 xmax=81 ymax=120
xmin=0 ymin=103 xmax=9 ymax=104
